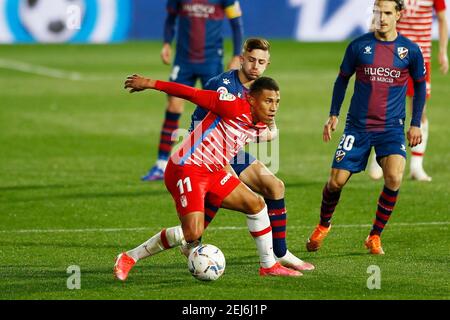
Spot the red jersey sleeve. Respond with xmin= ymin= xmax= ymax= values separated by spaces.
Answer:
xmin=434 ymin=0 xmax=446 ymax=12
xmin=155 ymin=80 xmax=218 ymax=109
xmin=154 ymin=80 xmax=249 ymax=119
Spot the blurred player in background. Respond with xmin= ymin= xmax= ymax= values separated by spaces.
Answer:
xmin=183 ymin=37 xmax=314 ymax=271
xmin=306 ymin=0 xmax=426 ymax=255
xmin=369 ymin=0 xmax=448 ymax=181
xmin=115 ymin=74 xmax=302 ymax=279
xmin=142 ymin=0 xmax=244 ymax=181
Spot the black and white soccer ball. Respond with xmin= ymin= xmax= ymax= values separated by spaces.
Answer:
xmin=188 ymin=244 xmax=226 ymax=281
xmin=19 ymin=0 xmax=85 ymax=42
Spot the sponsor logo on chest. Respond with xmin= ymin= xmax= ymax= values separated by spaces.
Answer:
xmin=364 ymin=67 xmax=401 ymax=78
xmin=182 ymin=4 xmax=216 ymax=18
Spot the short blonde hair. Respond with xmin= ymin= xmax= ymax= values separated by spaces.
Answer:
xmin=242 ymin=38 xmax=270 ymax=54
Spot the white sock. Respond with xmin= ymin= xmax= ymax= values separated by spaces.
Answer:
xmin=369 ymin=151 xmax=383 ymax=178
xmin=246 ymin=205 xmax=276 ymax=268
xmin=127 ymin=226 xmax=184 ymax=261
xmin=411 ymin=119 xmax=428 ymax=171
xmin=277 ymin=250 xmax=304 ymax=264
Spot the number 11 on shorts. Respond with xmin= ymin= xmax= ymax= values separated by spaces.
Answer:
xmin=177 ymin=177 xmax=192 ymax=195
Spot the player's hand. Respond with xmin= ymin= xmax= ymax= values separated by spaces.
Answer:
xmin=161 ymin=43 xmax=172 ymax=65
xmin=323 ymin=116 xmax=338 ymax=142
xmin=439 ymin=51 xmax=449 ymax=74
xmin=124 ymin=74 xmax=155 ymax=93
xmin=407 ymin=126 xmax=423 ymax=148
xmin=227 ymin=55 xmax=241 ymax=70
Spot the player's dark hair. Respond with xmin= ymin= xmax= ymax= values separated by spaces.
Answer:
xmin=242 ymin=38 xmax=271 ymax=53
xmin=249 ymin=77 xmax=279 ymax=96
xmin=376 ymin=0 xmax=405 ymax=11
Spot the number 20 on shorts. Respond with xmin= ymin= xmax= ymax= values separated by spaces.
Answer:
xmin=338 ymin=134 xmax=355 ymax=151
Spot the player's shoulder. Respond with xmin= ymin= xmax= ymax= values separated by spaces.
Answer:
xmin=205 ymin=69 xmax=239 ymax=91
xmin=397 ymin=33 xmax=421 ymax=50
xmin=346 ymin=32 xmax=375 ymax=53
xmin=397 ymin=33 xmax=423 ymax=58
xmin=218 ymin=92 xmax=238 ymax=102
xmin=349 ymin=32 xmax=375 ymax=47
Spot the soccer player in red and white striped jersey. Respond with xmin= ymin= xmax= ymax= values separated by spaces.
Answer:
xmin=113 ymin=74 xmax=304 ymax=280
xmin=370 ymin=0 xmax=448 ymax=181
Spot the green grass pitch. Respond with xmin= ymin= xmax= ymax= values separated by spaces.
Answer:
xmin=0 ymin=40 xmax=448 ymax=300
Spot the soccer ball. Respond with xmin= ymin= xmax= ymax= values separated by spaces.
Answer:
xmin=19 ymin=0 xmax=86 ymax=43
xmin=188 ymin=244 xmax=226 ymax=281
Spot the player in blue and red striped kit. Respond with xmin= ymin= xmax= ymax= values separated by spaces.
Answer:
xmin=306 ymin=0 xmax=426 ymax=255
xmin=142 ymin=0 xmax=244 ymax=181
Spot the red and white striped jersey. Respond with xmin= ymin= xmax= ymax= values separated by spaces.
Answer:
xmin=397 ymin=0 xmax=447 ymax=62
xmin=154 ymin=81 xmax=268 ymax=172
xmin=175 ymin=109 xmax=266 ymax=172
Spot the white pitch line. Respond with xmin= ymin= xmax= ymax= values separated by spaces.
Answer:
xmin=0 ymin=58 xmax=83 ymax=81
xmin=0 ymin=221 xmax=448 ymax=234
xmin=0 ymin=58 xmax=114 ymax=81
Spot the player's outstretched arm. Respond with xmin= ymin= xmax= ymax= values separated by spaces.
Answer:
xmin=124 ymin=74 xmax=156 ymax=93
xmin=407 ymin=126 xmax=423 ymax=148
xmin=124 ymin=75 xmax=224 ymax=113
xmin=323 ymin=116 xmax=338 ymax=142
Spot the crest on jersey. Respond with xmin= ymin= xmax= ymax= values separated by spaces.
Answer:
xmin=180 ymin=195 xmax=188 ymax=208
xmin=335 ymin=150 xmax=346 ymax=163
xmin=219 ymin=93 xmax=236 ymax=102
xmin=217 ymin=86 xmax=228 ymax=94
xmin=364 ymin=46 xmax=372 ymax=55
xmin=398 ymin=47 xmax=409 ymax=59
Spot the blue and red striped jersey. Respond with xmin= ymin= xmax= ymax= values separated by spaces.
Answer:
xmin=166 ymin=0 xmax=242 ymax=64
xmin=337 ymin=32 xmax=426 ymax=131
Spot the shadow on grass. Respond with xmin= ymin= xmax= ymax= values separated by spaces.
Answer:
xmin=0 ymin=262 xmax=203 ymax=298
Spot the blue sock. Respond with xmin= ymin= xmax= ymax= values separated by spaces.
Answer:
xmin=265 ymin=198 xmax=287 ymax=258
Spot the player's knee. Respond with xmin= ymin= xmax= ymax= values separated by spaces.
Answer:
xmin=384 ymin=173 xmax=402 ymax=190
xmin=263 ymin=177 xmax=285 ymax=199
xmin=246 ymin=195 xmax=266 ymax=215
xmin=328 ymin=178 xmax=345 ymax=192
